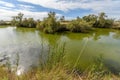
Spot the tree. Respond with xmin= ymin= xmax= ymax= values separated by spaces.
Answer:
xmin=76 ymin=16 xmax=81 ymax=20
xmin=68 ymin=19 xmax=92 ymax=33
xmin=18 ymin=12 xmax=24 ymax=24
xmin=11 ymin=12 xmax=37 ymax=28
xmin=27 ymin=18 xmax=36 ymax=28
xmin=21 ymin=18 xmax=28 ymax=27
xmin=83 ymin=14 xmax=98 ymax=27
xmin=83 ymin=15 xmax=97 ymax=22
xmin=11 ymin=12 xmax=24 ymax=27
xmin=95 ymin=12 xmax=114 ymax=28
xmin=21 ymin=18 xmax=36 ymax=28
xmin=97 ymin=12 xmax=107 ymax=27
xmin=60 ymin=16 xmax=65 ymax=22
xmin=37 ymin=11 xmax=60 ymax=34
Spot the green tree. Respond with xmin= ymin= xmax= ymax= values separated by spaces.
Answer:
xmin=11 ymin=16 xmax=17 ymax=26
xmin=83 ymin=14 xmax=98 ymax=27
xmin=11 ymin=12 xmax=24 ymax=27
xmin=68 ymin=18 xmax=92 ymax=33
xmin=76 ymin=16 xmax=81 ymax=21
xmin=21 ymin=18 xmax=36 ymax=28
xmin=95 ymin=12 xmax=114 ymax=28
xmin=27 ymin=18 xmax=36 ymax=28
xmin=18 ymin=12 xmax=24 ymax=24
xmin=97 ymin=12 xmax=107 ymax=28
xmin=37 ymin=11 xmax=60 ymax=34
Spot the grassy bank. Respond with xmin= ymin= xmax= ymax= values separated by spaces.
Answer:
xmin=0 ymin=62 xmax=120 ymax=80
xmin=0 ymin=44 xmax=120 ymax=80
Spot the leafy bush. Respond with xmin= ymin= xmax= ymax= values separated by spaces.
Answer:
xmin=11 ymin=13 xmax=36 ymax=28
xmin=68 ymin=19 xmax=92 ymax=33
xmin=37 ymin=12 xmax=60 ymax=34
xmin=11 ymin=13 xmax=24 ymax=27
xmin=94 ymin=12 xmax=114 ymax=28
xmin=21 ymin=18 xmax=36 ymax=28
xmin=82 ymin=13 xmax=114 ymax=28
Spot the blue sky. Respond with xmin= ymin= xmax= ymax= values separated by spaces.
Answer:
xmin=0 ymin=0 xmax=120 ymax=20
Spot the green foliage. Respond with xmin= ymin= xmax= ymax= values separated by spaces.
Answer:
xmin=37 ymin=12 xmax=60 ymax=34
xmin=104 ymin=19 xmax=114 ymax=28
xmin=21 ymin=18 xmax=36 ymax=28
xmin=0 ymin=45 xmax=119 ymax=80
xmin=11 ymin=12 xmax=114 ymax=33
xmin=68 ymin=19 xmax=92 ymax=33
xmin=45 ymin=43 xmax=66 ymax=70
xmin=11 ymin=12 xmax=24 ymax=27
xmin=0 ymin=20 xmax=10 ymax=25
xmin=83 ymin=14 xmax=98 ymax=27
xmin=84 ymin=55 xmax=110 ymax=80
xmin=82 ymin=12 xmax=114 ymax=28
xmin=95 ymin=12 xmax=114 ymax=28
xmin=11 ymin=13 xmax=36 ymax=28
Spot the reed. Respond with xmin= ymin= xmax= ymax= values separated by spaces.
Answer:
xmin=0 ymin=44 xmax=120 ymax=80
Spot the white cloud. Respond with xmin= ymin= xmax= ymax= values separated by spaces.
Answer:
xmin=0 ymin=0 xmax=62 ymax=21
xmin=0 ymin=8 xmax=61 ymax=21
xmin=0 ymin=6 xmax=12 ymax=10
xmin=19 ymin=4 xmax=34 ymax=11
xmin=0 ymin=0 xmax=15 ymax=7
xmin=17 ymin=0 xmax=120 ymax=19
xmin=0 ymin=0 xmax=120 ymax=20
xmin=17 ymin=0 xmax=120 ymax=11
xmin=17 ymin=0 xmax=82 ymax=11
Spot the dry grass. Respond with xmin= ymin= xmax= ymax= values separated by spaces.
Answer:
xmin=0 ymin=65 xmax=120 ymax=80
xmin=0 ymin=66 xmax=80 ymax=80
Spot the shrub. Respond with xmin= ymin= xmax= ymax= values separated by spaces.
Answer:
xmin=21 ymin=18 xmax=36 ymax=28
xmin=68 ymin=19 xmax=92 ymax=33
xmin=37 ymin=12 xmax=60 ymax=34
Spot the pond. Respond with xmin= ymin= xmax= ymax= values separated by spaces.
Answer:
xmin=0 ymin=26 xmax=120 ymax=75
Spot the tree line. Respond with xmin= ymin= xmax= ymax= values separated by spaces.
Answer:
xmin=0 ymin=12 xmax=116 ymax=33
xmin=36 ymin=12 xmax=114 ymax=33
xmin=11 ymin=13 xmax=36 ymax=28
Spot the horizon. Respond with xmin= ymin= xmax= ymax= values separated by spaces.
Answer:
xmin=0 ymin=0 xmax=120 ymax=21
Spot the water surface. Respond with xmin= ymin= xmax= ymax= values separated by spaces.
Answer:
xmin=0 ymin=26 xmax=120 ymax=74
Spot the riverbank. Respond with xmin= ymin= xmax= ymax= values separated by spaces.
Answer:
xmin=0 ymin=42 xmax=120 ymax=80
xmin=0 ymin=63 xmax=120 ymax=80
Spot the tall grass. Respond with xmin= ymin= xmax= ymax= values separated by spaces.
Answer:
xmin=0 ymin=43 xmax=120 ymax=80
xmin=46 ymin=43 xmax=66 ymax=69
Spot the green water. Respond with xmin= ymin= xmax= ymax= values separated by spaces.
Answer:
xmin=0 ymin=26 xmax=120 ymax=74
xmin=41 ymin=28 xmax=120 ymax=73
